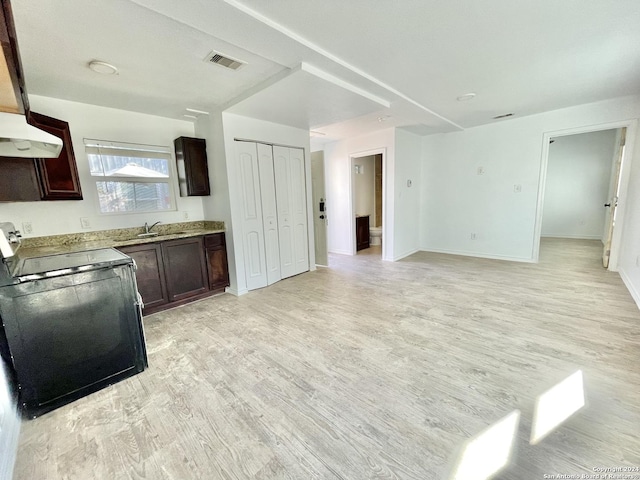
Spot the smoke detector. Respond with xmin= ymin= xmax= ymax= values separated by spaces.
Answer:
xmin=204 ymin=51 xmax=246 ymax=71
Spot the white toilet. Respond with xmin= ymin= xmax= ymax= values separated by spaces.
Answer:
xmin=370 ymin=226 xmax=382 ymax=246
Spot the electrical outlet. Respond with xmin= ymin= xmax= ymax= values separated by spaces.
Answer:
xmin=22 ymin=222 xmax=33 ymax=234
xmin=477 ymin=166 xmax=485 ymax=175
xmin=80 ymin=217 xmax=91 ymax=229
xmin=514 ymin=184 xmax=522 ymax=193
xmin=182 ymin=211 xmax=189 ymax=220
xmin=470 ymin=233 xmax=477 ymax=240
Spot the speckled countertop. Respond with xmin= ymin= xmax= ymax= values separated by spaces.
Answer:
xmin=17 ymin=220 xmax=225 ymax=259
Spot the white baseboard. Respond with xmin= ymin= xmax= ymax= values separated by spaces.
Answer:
xmin=619 ymin=268 xmax=640 ymax=310
xmin=328 ymin=248 xmax=353 ymax=256
xmin=393 ymin=248 xmax=420 ymax=262
xmin=225 ymin=286 xmax=248 ymax=296
xmin=419 ymin=247 xmax=535 ymax=263
xmin=541 ymin=234 xmax=602 ymax=240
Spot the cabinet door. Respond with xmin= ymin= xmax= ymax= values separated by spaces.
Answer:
xmin=356 ymin=216 xmax=370 ymax=251
xmin=0 ymin=158 xmax=41 ymax=201
xmin=162 ymin=237 xmax=208 ymax=302
xmin=29 ymin=112 xmax=83 ymax=200
xmin=0 ymin=0 xmax=30 ymax=114
xmin=174 ymin=137 xmax=210 ymax=196
xmin=205 ymin=234 xmax=230 ymax=292
xmin=118 ymin=243 xmax=168 ymax=311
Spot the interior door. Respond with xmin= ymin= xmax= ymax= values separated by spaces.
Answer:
xmin=236 ymin=141 xmax=268 ymax=290
xmin=274 ymin=146 xmax=310 ymax=278
xmin=288 ymin=147 xmax=310 ymax=275
xmin=257 ymin=143 xmax=282 ymax=285
xmin=603 ymin=128 xmax=626 ymax=268
xmin=273 ymin=146 xmax=296 ymax=279
xmin=311 ymin=151 xmax=328 ymax=266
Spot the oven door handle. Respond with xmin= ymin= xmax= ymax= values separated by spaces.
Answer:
xmin=135 ymin=292 xmax=144 ymax=311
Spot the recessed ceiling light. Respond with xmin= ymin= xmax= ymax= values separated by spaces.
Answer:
xmin=493 ymin=113 xmax=515 ymax=119
xmin=457 ymin=93 xmax=476 ymax=102
xmin=88 ymin=61 xmax=118 ymax=75
xmin=377 ymin=115 xmax=392 ymax=123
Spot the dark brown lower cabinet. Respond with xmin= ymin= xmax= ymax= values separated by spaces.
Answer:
xmin=205 ymin=233 xmax=230 ymax=292
xmin=118 ymin=243 xmax=168 ymax=312
xmin=356 ymin=215 xmax=370 ymax=251
xmin=118 ymin=233 xmax=229 ymax=315
xmin=162 ymin=237 xmax=208 ymax=302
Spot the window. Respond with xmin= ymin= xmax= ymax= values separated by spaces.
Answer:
xmin=84 ymin=139 xmax=175 ymax=214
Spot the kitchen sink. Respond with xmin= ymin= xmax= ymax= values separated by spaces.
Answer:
xmin=137 ymin=232 xmax=159 ymax=238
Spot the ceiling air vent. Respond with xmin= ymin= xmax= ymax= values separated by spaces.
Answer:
xmin=204 ymin=51 xmax=246 ymax=71
xmin=493 ymin=113 xmax=514 ymax=119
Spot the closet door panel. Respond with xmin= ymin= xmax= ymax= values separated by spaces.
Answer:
xmin=236 ymin=141 xmax=268 ymax=290
xmin=289 ymin=148 xmax=310 ymax=274
xmin=273 ymin=146 xmax=296 ymax=279
xmin=257 ymin=143 xmax=281 ymax=285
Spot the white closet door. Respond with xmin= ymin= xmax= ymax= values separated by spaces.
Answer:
xmin=273 ymin=146 xmax=296 ymax=279
xmin=257 ymin=143 xmax=281 ymax=285
xmin=274 ymin=146 xmax=309 ymax=278
xmin=289 ymin=147 xmax=310 ymax=275
xmin=236 ymin=141 xmax=268 ymax=290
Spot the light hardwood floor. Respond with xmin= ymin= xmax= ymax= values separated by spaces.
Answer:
xmin=14 ymin=239 xmax=640 ymax=479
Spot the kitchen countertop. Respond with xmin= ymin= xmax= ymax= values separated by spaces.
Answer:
xmin=16 ymin=221 xmax=225 ymax=260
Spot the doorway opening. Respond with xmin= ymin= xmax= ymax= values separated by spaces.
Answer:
xmin=534 ymin=120 xmax=636 ymax=270
xmin=351 ymin=150 xmax=384 ymax=257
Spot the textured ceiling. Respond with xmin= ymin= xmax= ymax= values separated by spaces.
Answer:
xmin=11 ymin=0 xmax=640 ymax=139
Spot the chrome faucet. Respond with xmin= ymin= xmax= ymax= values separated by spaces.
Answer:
xmin=144 ymin=221 xmax=161 ymax=234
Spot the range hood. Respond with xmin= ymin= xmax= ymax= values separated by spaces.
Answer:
xmin=0 ymin=112 xmax=62 ymax=158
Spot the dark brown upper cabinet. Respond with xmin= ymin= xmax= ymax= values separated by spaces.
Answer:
xmin=0 ymin=0 xmax=30 ymax=115
xmin=174 ymin=136 xmax=210 ymax=196
xmin=29 ymin=112 xmax=83 ymax=200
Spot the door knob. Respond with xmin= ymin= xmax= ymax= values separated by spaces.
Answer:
xmin=319 ymin=215 xmax=325 ymax=219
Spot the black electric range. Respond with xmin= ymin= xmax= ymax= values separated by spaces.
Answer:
xmin=0 ymin=222 xmax=148 ymax=418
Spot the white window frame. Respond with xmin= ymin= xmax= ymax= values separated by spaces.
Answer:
xmin=84 ymin=138 xmax=178 ymax=215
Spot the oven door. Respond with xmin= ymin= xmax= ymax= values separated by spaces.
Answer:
xmin=0 ymin=263 xmax=147 ymax=417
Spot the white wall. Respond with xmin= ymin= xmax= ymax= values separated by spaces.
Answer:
xmin=618 ymin=124 xmax=640 ymax=308
xmin=421 ymin=95 xmax=640 ymax=263
xmin=0 ymin=95 xmax=199 ymax=236
xmin=541 ymin=129 xmax=618 ymax=239
xmin=323 ymin=128 xmax=395 ymax=260
xmin=216 ymin=112 xmax=315 ymax=295
xmin=353 ymin=155 xmax=375 ymax=218
xmin=394 ymin=129 xmax=422 ymax=260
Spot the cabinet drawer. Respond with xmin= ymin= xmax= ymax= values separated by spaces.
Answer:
xmin=204 ymin=233 xmax=225 ymax=248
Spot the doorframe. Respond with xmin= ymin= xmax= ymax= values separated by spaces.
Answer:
xmin=533 ymin=119 xmax=638 ymax=270
xmin=349 ymin=148 xmax=386 ymax=257
xmin=310 ymin=150 xmax=328 ymax=267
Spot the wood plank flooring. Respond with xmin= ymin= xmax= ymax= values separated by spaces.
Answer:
xmin=13 ymin=239 xmax=640 ymax=479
